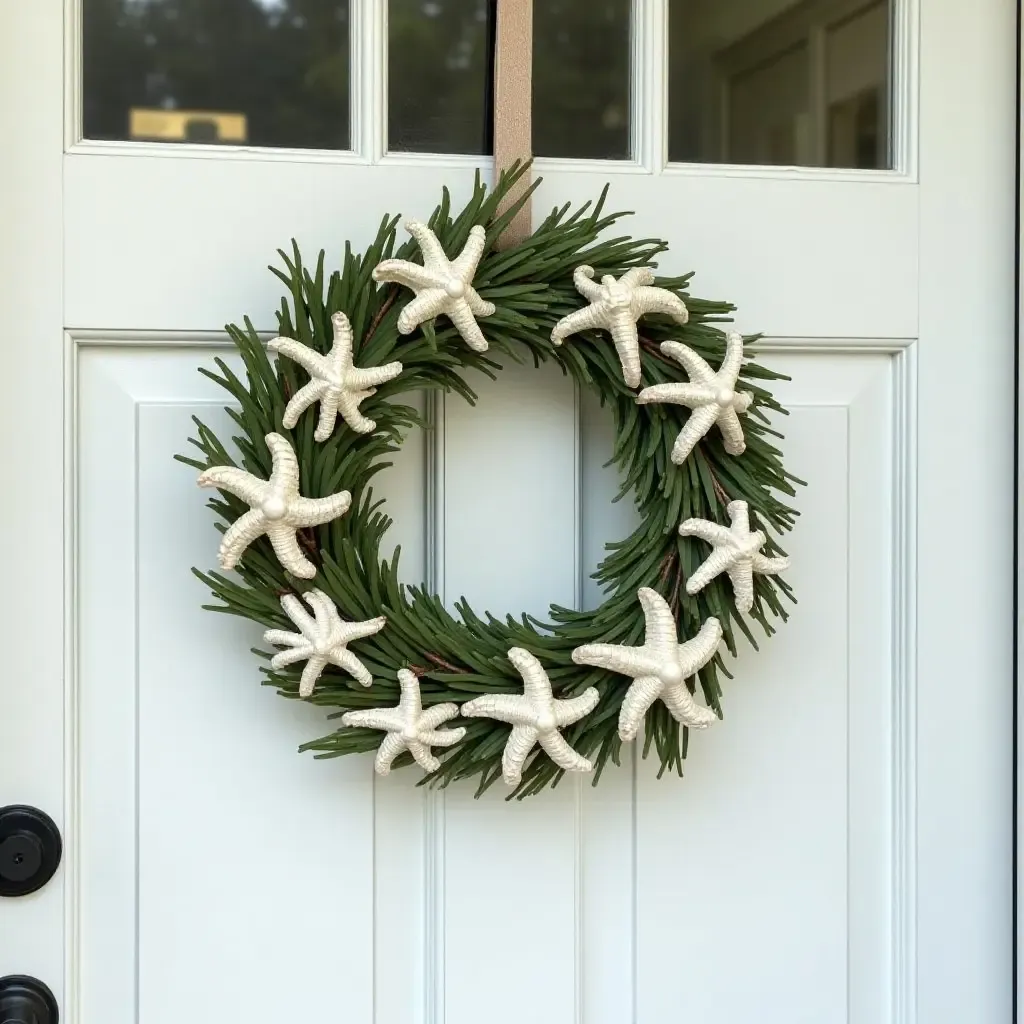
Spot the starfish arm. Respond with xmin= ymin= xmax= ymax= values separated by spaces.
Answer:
xmin=340 ymin=615 xmax=388 ymax=643
xmin=635 ymin=383 xmax=715 ymax=409
xmin=447 ymin=298 xmax=490 ymax=352
xmin=372 ymin=258 xmax=447 ymax=292
xmin=638 ymin=586 xmax=679 ymax=656
xmin=347 ymin=360 xmax=403 ymax=390
xmin=608 ymin=311 xmax=642 ymax=388
xmin=266 ymin=522 xmax=317 ymax=579
xmin=265 ymin=433 xmax=301 ymax=494
xmin=752 ymin=552 xmax=790 ymax=575
xmin=554 ymin=687 xmax=600 ymax=727
xmin=267 ymin=337 xmax=328 ymax=378
xmin=336 ymin=391 xmax=376 ymax=434
xmin=405 ymin=219 xmax=452 ymax=270
xmin=734 ymin=391 xmax=754 ymax=414
xmin=659 ymin=341 xmax=717 ymax=386
xmin=685 ymin=547 xmax=736 ymax=596
xmin=670 ymin=405 xmax=719 ymax=465
xmin=304 ymin=588 xmax=337 ymax=633
xmin=716 ymin=407 xmax=748 ymax=456
xmin=280 ymin=592 xmax=318 ymax=636
xmin=197 ymin=466 xmax=268 ymax=508
xmin=465 ymin=286 xmax=496 ymax=318
xmin=420 ymin=725 xmax=466 ymax=747
xmin=617 ymin=676 xmax=665 ymax=742
xmin=298 ymin=655 xmax=329 ymax=698
xmin=342 ymin=708 xmax=405 ymax=732
xmin=539 ymin=732 xmax=593 ymax=774
xmin=618 ymin=266 xmax=655 ymax=289
xmin=264 ymin=628 xmax=304 ymax=650
xmin=420 ymin=702 xmax=461 ymax=730
xmin=268 ymin=644 xmax=313 ymax=670
xmin=725 ymin=563 xmax=756 ymax=613
xmin=719 ymin=331 xmax=747 ymax=382
xmin=329 ymin=312 xmax=354 ymax=361
xmin=217 ymin=508 xmax=269 ymax=570
xmin=460 ymin=693 xmax=537 ymax=727
xmin=406 ymin=740 xmax=442 ymax=774
xmin=327 ymin=647 xmax=374 ymax=687
xmin=288 ymin=490 xmax=352 ymax=527
xmin=631 ymin=285 xmax=690 ymax=325
xmin=679 ymin=518 xmax=734 ymax=546
xmin=572 ymin=642 xmax=656 ymax=679
xmin=450 ymin=224 xmax=488 ymax=278
xmin=677 ymin=617 xmax=724 ymax=676
xmin=551 ymin=303 xmax=607 ymax=345
xmin=373 ymin=732 xmax=409 ymax=776
xmin=396 ymin=289 xmax=449 ymax=334
xmin=726 ymin=500 xmax=750 ymax=533
xmin=282 ymin=378 xmax=330 ymax=431
xmin=502 ymin=725 xmax=540 ymax=786
xmin=507 ymin=647 xmax=554 ymax=704
xmin=662 ymin=680 xmax=718 ymax=729
xmin=572 ymin=265 xmax=603 ymax=302
xmin=305 ymin=390 xmax=339 ymax=442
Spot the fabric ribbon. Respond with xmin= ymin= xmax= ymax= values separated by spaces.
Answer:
xmin=492 ymin=0 xmax=533 ymax=248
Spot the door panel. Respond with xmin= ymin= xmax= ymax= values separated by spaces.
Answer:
xmin=0 ymin=1 xmax=1015 ymax=1021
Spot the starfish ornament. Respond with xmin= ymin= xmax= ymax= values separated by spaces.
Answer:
xmin=268 ymin=311 xmax=403 ymax=440
xmin=197 ymin=432 xmax=351 ymax=579
xmin=264 ymin=589 xmax=386 ymax=698
xmin=550 ymin=266 xmax=689 ymax=388
xmin=571 ymin=588 xmax=722 ymax=743
xmin=371 ymin=220 xmax=495 ymax=352
xmin=342 ymin=669 xmax=466 ymax=776
xmin=679 ymin=500 xmax=790 ymax=614
xmin=636 ymin=332 xmax=753 ymax=465
xmin=460 ymin=648 xmax=600 ymax=787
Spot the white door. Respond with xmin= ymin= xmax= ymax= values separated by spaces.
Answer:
xmin=0 ymin=1 xmax=1014 ymax=1022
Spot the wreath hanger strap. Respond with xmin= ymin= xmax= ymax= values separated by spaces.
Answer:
xmin=492 ymin=0 xmax=533 ymax=249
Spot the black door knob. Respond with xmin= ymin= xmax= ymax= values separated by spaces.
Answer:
xmin=0 ymin=976 xmax=58 ymax=1024
xmin=0 ymin=808 xmax=62 ymax=898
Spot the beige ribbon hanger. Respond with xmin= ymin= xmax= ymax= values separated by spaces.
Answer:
xmin=492 ymin=0 xmax=533 ymax=249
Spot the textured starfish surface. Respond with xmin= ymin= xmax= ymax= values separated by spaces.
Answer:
xmin=268 ymin=311 xmax=402 ymax=440
xmin=197 ymin=432 xmax=351 ymax=579
xmin=264 ymin=589 xmax=386 ymax=698
xmin=461 ymin=648 xmax=600 ymax=787
xmin=342 ymin=669 xmax=465 ymax=776
xmin=679 ymin=500 xmax=790 ymax=614
xmin=550 ymin=265 xmax=689 ymax=388
xmin=572 ymin=588 xmax=722 ymax=742
xmin=635 ymin=331 xmax=753 ymax=465
xmin=371 ymin=220 xmax=495 ymax=352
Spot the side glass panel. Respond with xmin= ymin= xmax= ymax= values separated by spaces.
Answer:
xmin=669 ymin=0 xmax=893 ymax=169
xmin=82 ymin=0 xmax=351 ymax=150
xmin=387 ymin=0 xmax=632 ymax=159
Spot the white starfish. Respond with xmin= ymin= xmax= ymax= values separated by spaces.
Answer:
xmin=197 ymin=432 xmax=351 ymax=579
xmin=268 ymin=311 xmax=403 ymax=441
xmin=264 ymin=589 xmax=386 ymax=698
xmin=550 ymin=266 xmax=689 ymax=388
xmin=636 ymin=332 xmax=753 ymax=465
xmin=679 ymin=500 xmax=790 ymax=614
xmin=461 ymin=648 xmax=600 ymax=787
xmin=572 ymin=588 xmax=722 ymax=743
xmin=371 ymin=220 xmax=495 ymax=352
xmin=342 ymin=669 xmax=466 ymax=776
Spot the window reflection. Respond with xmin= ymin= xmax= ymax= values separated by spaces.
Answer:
xmin=669 ymin=0 xmax=892 ymax=169
xmin=83 ymin=0 xmax=351 ymax=150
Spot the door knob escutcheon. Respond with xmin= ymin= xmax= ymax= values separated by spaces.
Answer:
xmin=0 ymin=807 xmax=62 ymax=898
xmin=0 ymin=975 xmax=58 ymax=1024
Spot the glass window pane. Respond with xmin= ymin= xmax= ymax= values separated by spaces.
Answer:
xmin=82 ymin=0 xmax=351 ymax=150
xmin=387 ymin=0 xmax=632 ymax=159
xmin=669 ymin=0 xmax=893 ymax=169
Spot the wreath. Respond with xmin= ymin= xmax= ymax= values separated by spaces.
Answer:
xmin=179 ymin=165 xmax=800 ymax=798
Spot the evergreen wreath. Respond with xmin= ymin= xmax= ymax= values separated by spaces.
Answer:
xmin=178 ymin=165 xmax=800 ymax=798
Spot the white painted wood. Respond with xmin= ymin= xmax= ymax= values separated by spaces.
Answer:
xmin=0 ymin=2 xmax=1015 ymax=1022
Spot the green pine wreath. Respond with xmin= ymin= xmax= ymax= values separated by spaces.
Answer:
xmin=179 ymin=165 xmax=800 ymax=798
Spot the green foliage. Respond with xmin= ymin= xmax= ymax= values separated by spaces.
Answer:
xmin=178 ymin=163 xmax=800 ymax=798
